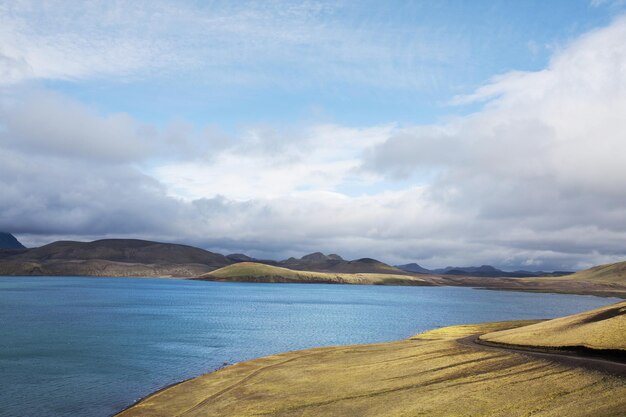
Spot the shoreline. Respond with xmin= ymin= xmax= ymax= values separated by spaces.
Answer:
xmin=2 ymin=274 xmax=625 ymax=299
xmin=111 ymin=362 xmax=235 ymax=417
xmin=114 ymin=317 xmax=626 ymax=417
xmin=3 ymin=275 xmax=623 ymax=415
xmin=111 ymin=378 xmax=189 ymax=417
xmin=0 ymin=275 xmax=626 ymax=299
xmin=473 ymin=285 xmax=626 ymax=299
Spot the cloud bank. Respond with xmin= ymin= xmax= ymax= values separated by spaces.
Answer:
xmin=2 ymin=13 xmax=626 ymax=271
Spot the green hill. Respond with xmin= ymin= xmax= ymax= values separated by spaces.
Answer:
xmin=199 ymin=262 xmax=433 ymax=286
xmin=279 ymin=252 xmax=410 ymax=275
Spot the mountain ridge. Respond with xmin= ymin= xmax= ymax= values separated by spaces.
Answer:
xmin=0 ymin=232 xmax=25 ymax=249
xmin=0 ymin=241 xmax=404 ymax=278
xmin=396 ymin=262 xmax=573 ymax=278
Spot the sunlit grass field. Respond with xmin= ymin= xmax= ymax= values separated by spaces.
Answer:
xmin=200 ymin=262 xmax=432 ymax=286
xmin=118 ymin=317 xmax=626 ymax=417
xmin=481 ymin=301 xmax=626 ymax=350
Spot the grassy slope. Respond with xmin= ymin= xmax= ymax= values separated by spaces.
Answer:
xmin=199 ymin=262 xmax=434 ymax=286
xmin=558 ymin=261 xmax=626 ymax=284
xmin=0 ymin=259 xmax=214 ymax=278
xmin=12 ymin=239 xmax=231 ymax=266
xmin=429 ymin=260 xmax=626 ymax=298
xmin=0 ymin=239 xmax=232 ymax=278
xmin=117 ymin=320 xmax=626 ymax=417
xmin=480 ymin=300 xmax=626 ymax=350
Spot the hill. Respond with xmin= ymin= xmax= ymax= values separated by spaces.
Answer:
xmin=421 ymin=259 xmax=626 ymax=298
xmin=394 ymin=262 xmax=431 ymax=274
xmin=0 ymin=232 xmax=25 ymax=249
xmin=280 ymin=252 xmax=408 ymax=275
xmin=480 ymin=300 xmax=626 ymax=351
xmin=199 ymin=262 xmax=433 ymax=286
xmin=396 ymin=262 xmax=572 ymax=278
xmin=0 ymin=239 xmax=232 ymax=278
xmin=14 ymin=239 xmax=230 ymax=265
xmin=559 ymin=261 xmax=626 ymax=284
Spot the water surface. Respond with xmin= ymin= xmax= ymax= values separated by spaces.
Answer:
xmin=0 ymin=276 xmax=620 ymax=417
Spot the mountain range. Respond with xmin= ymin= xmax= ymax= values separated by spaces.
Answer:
xmin=396 ymin=262 xmax=572 ymax=278
xmin=0 ymin=232 xmax=572 ymax=278
xmin=0 ymin=235 xmax=407 ymax=277
xmin=0 ymin=232 xmax=624 ymax=297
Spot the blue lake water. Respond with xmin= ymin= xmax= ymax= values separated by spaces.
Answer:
xmin=0 ymin=276 xmax=621 ymax=417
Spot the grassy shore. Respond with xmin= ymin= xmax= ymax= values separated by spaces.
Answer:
xmin=116 ymin=312 xmax=626 ymax=417
xmin=195 ymin=261 xmax=626 ymax=298
xmin=481 ymin=300 xmax=626 ymax=351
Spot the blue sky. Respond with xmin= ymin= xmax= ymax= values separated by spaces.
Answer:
xmin=2 ymin=0 xmax=626 ymax=270
xmin=41 ymin=0 xmax=618 ymax=128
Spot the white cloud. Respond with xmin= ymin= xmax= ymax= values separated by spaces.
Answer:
xmin=0 ymin=3 xmax=160 ymax=84
xmin=0 ymin=90 xmax=201 ymax=163
xmin=591 ymin=0 xmax=626 ymax=8
xmin=362 ymin=14 xmax=626 ymax=268
xmin=3 ymin=14 xmax=626 ymax=271
xmin=154 ymin=124 xmax=391 ymax=200
xmin=0 ymin=1 xmax=458 ymax=88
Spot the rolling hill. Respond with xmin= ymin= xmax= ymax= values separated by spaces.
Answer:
xmin=480 ymin=300 xmax=626 ymax=351
xmin=0 ymin=239 xmax=232 ymax=278
xmin=199 ymin=262 xmax=434 ymax=286
xmin=279 ymin=252 xmax=409 ymax=275
xmin=423 ymin=259 xmax=626 ymax=298
xmin=558 ymin=261 xmax=626 ymax=284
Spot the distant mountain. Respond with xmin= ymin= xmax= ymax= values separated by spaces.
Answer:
xmin=395 ymin=263 xmax=432 ymax=274
xmin=434 ymin=265 xmax=511 ymax=277
xmin=300 ymin=252 xmax=339 ymax=261
xmin=280 ymin=252 xmax=409 ymax=275
xmin=0 ymin=240 xmax=407 ymax=278
xmin=0 ymin=237 xmax=580 ymax=281
xmin=0 ymin=232 xmax=25 ymax=249
xmin=395 ymin=263 xmax=572 ymax=278
xmin=0 ymin=239 xmax=233 ymax=277
xmin=226 ymin=253 xmax=255 ymax=262
xmin=17 ymin=239 xmax=231 ymax=265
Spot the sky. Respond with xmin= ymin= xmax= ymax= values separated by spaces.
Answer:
xmin=2 ymin=0 xmax=626 ymax=271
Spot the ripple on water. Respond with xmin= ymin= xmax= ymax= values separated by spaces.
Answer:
xmin=0 ymin=276 xmax=620 ymax=417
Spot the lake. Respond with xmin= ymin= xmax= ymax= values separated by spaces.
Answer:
xmin=0 ymin=276 xmax=620 ymax=417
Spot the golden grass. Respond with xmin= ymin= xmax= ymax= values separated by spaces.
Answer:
xmin=559 ymin=261 xmax=626 ymax=284
xmin=116 ymin=320 xmax=626 ymax=417
xmin=200 ymin=262 xmax=432 ymax=286
xmin=481 ymin=301 xmax=626 ymax=351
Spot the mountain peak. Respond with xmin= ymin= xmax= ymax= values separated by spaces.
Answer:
xmin=226 ymin=253 xmax=254 ymax=262
xmin=395 ymin=263 xmax=431 ymax=274
xmin=0 ymin=232 xmax=25 ymax=249
xmin=301 ymin=252 xmax=328 ymax=261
